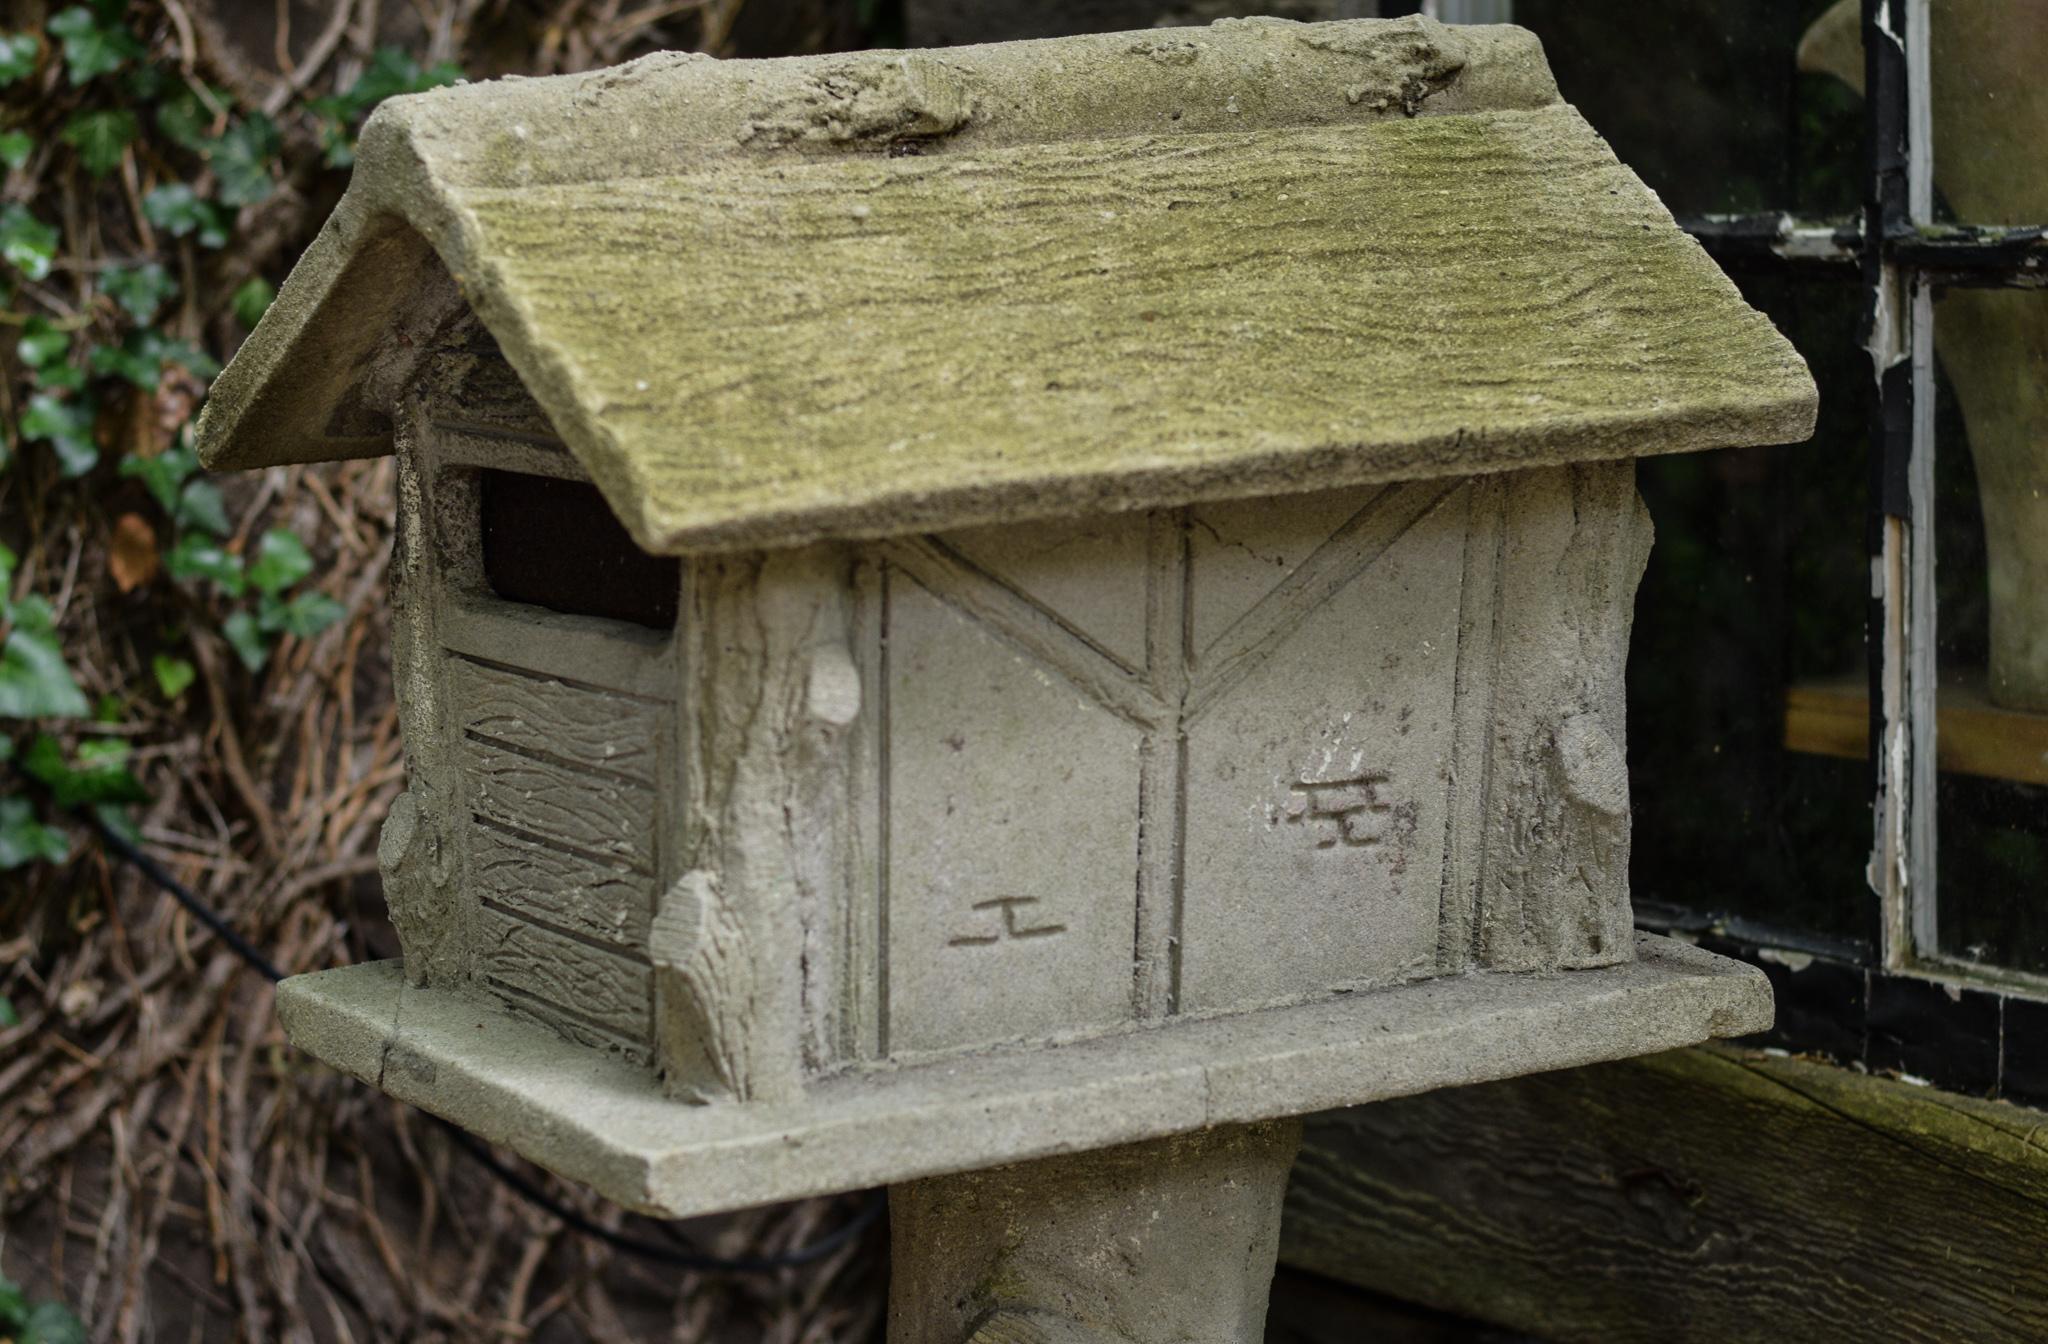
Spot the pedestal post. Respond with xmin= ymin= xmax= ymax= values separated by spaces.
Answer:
xmin=887 ymin=1120 xmax=1303 ymax=1344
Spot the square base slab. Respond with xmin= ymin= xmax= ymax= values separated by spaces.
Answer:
xmin=278 ymin=933 xmax=1769 ymax=1217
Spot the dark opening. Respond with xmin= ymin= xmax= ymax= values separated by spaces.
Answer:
xmin=478 ymin=470 xmax=679 ymax=630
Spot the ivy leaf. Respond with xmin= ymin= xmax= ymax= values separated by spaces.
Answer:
xmin=231 ymin=276 xmax=274 ymax=328
xmin=163 ymin=533 xmax=244 ymax=595
xmin=155 ymin=81 xmax=223 ymax=151
xmin=246 ymin=529 xmax=314 ymax=595
xmin=46 ymin=7 xmax=142 ymax=85
xmin=0 ymin=203 xmax=58 ymax=279
xmin=23 ymin=734 xmax=147 ymax=807
xmin=141 ymin=184 xmax=227 ymax=248
xmin=0 ymin=796 xmax=68 ymax=868
xmin=0 ymin=130 xmax=32 ymax=170
xmin=341 ymin=46 xmax=463 ymax=116
xmin=207 ymin=114 xmax=280 ymax=208
xmin=89 ymin=330 xmax=217 ymax=389
xmin=21 ymin=1299 xmax=88 ymax=1344
xmin=20 ymin=392 xmax=98 ymax=476
xmin=16 ymin=315 xmax=68 ymax=370
xmin=220 ymin=609 xmax=268 ymax=672
xmin=0 ymin=993 xmax=18 ymax=1027
xmin=118 ymin=440 xmax=197 ymax=514
xmin=174 ymin=479 xmax=229 ymax=536
xmin=59 ymin=106 xmax=136 ymax=176
xmin=155 ymin=336 xmax=219 ymax=379
xmin=0 ymin=627 xmax=89 ymax=719
xmin=270 ymin=590 xmax=344 ymax=639
xmin=88 ymin=337 xmax=157 ymax=388
xmin=151 ymin=653 xmax=194 ymax=699
xmin=101 ymin=261 xmax=175 ymax=322
xmin=0 ymin=32 xmax=40 ymax=86
xmin=0 ymin=1269 xmax=27 ymax=1322
xmin=309 ymin=46 xmax=462 ymax=166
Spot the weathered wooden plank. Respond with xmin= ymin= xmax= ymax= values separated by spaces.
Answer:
xmin=450 ymin=654 xmax=662 ymax=786
xmin=477 ymin=905 xmax=651 ymax=1047
xmin=1281 ymin=1046 xmax=2048 ymax=1343
xmin=463 ymin=738 xmax=657 ymax=871
xmin=468 ymin=823 xmax=652 ymax=947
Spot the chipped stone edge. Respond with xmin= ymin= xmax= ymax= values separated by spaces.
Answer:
xmin=276 ymin=931 xmax=1772 ymax=1218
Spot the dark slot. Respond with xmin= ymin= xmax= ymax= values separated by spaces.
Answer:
xmin=479 ymin=470 xmax=679 ymax=630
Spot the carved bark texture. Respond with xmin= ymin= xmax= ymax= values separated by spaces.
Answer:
xmin=381 ymin=413 xmax=476 ymax=987
xmin=683 ymin=546 xmax=861 ymax=1100
xmin=1475 ymin=462 xmax=1651 ymax=972
xmin=648 ymin=871 xmax=753 ymax=1103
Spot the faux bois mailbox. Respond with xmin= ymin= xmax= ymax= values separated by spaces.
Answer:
xmin=198 ymin=15 xmax=1816 ymax=1341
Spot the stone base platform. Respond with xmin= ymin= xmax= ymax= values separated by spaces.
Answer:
xmin=277 ymin=932 xmax=1768 ymax=1218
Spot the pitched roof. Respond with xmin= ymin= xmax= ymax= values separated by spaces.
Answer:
xmin=195 ymin=16 xmax=1816 ymax=554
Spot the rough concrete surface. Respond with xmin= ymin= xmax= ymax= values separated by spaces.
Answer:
xmin=889 ymin=1122 xmax=1302 ymax=1343
xmin=275 ymin=933 xmax=1770 ymax=1218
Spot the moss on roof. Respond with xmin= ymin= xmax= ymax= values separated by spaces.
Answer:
xmin=195 ymin=16 xmax=1817 ymax=554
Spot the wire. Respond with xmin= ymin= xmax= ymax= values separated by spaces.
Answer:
xmin=21 ymin=774 xmax=883 ymax=1275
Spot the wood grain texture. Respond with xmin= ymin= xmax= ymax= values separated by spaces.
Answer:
xmin=468 ymin=824 xmax=651 ymax=947
xmin=1282 ymin=1046 xmax=2048 ymax=1343
xmin=462 ymin=738 xmax=657 ymax=871
xmin=476 ymin=905 xmax=652 ymax=1048
xmin=450 ymin=103 xmax=1813 ymax=553
xmin=452 ymin=655 xmax=662 ymax=786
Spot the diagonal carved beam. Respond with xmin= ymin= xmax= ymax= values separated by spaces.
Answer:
xmin=1183 ymin=479 xmax=1465 ymax=724
xmin=878 ymin=536 xmax=1168 ymax=729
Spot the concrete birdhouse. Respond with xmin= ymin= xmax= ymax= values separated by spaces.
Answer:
xmin=199 ymin=16 xmax=1813 ymax=1335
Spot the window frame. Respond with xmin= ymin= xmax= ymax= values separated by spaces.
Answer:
xmin=1644 ymin=0 xmax=2048 ymax=1090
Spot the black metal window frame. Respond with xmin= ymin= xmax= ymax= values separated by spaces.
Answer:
xmin=1645 ymin=0 xmax=2048 ymax=1097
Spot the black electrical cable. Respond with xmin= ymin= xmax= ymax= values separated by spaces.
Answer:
xmin=19 ymin=772 xmax=883 ymax=1274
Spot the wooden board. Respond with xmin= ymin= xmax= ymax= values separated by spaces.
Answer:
xmin=1783 ymin=675 xmax=2048 ymax=786
xmin=1281 ymin=1045 xmax=2048 ymax=1343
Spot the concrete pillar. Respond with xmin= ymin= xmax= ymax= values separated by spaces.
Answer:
xmin=888 ymin=1121 xmax=1303 ymax=1344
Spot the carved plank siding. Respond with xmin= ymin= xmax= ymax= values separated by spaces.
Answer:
xmin=1281 ymin=1046 xmax=2048 ymax=1343
xmin=476 ymin=906 xmax=653 ymax=1056
xmin=450 ymin=655 xmax=662 ymax=785
xmin=462 ymin=740 xmax=657 ymax=871
xmin=468 ymin=826 xmax=652 ymax=948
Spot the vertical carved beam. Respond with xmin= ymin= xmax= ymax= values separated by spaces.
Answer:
xmin=677 ymin=545 xmax=860 ymax=1102
xmin=1477 ymin=462 xmax=1653 ymax=972
xmin=381 ymin=399 xmax=473 ymax=987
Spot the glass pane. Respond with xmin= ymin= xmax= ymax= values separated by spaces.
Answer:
xmin=1513 ymin=0 xmax=1861 ymax=219
xmin=1626 ymin=275 xmax=1871 ymax=946
xmin=1932 ymin=287 xmax=2048 ymax=972
xmin=1930 ymin=6 xmax=2048 ymax=226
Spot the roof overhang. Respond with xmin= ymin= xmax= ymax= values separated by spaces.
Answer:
xmin=195 ymin=16 xmax=1817 ymax=554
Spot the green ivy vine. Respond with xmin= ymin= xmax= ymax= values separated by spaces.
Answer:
xmin=0 ymin=2 xmax=460 ymax=870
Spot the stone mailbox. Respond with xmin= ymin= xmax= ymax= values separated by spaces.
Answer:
xmin=198 ymin=15 xmax=1815 ymax=1340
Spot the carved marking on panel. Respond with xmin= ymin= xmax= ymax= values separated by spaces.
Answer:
xmin=946 ymin=896 xmax=1068 ymax=947
xmin=1285 ymin=771 xmax=1396 ymax=850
